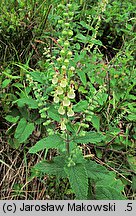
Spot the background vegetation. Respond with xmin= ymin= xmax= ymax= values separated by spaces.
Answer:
xmin=0 ymin=0 xmax=136 ymax=200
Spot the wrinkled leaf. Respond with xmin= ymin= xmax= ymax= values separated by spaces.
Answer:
xmin=75 ymin=131 xmax=104 ymax=144
xmin=95 ymin=186 xmax=125 ymax=200
xmin=65 ymin=163 xmax=88 ymax=200
xmin=29 ymin=134 xmax=64 ymax=153
xmin=34 ymin=156 xmax=67 ymax=178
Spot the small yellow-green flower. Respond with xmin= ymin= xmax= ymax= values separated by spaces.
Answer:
xmin=60 ymin=79 xmax=67 ymax=87
xmin=63 ymin=97 xmax=71 ymax=106
xmin=67 ymin=107 xmax=74 ymax=117
xmin=70 ymin=66 xmax=75 ymax=71
xmin=52 ymin=75 xmax=58 ymax=84
xmin=53 ymin=95 xmax=59 ymax=103
xmin=58 ymin=106 xmax=65 ymax=115
xmin=62 ymin=65 xmax=67 ymax=70
xmin=60 ymin=121 xmax=66 ymax=130
xmin=56 ymin=86 xmax=63 ymax=95
xmin=67 ymin=51 xmax=72 ymax=58
xmin=64 ymin=59 xmax=69 ymax=66
xmin=67 ymin=88 xmax=75 ymax=99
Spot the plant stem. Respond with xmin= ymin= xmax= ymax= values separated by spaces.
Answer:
xmin=66 ymin=129 xmax=70 ymax=155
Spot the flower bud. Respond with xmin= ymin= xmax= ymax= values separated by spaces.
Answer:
xmin=67 ymin=4 xmax=72 ymax=9
xmin=58 ymin=19 xmax=63 ymax=24
xmin=64 ymin=22 xmax=70 ymax=27
xmin=60 ymin=49 xmax=66 ymax=56
xmin=68 ymin=30 xmax=73 ymax=37
xmin=67 ymin=51 xmax=72 ymax=57
xmin=64 ymin=59 xmax=69 ymax=66
xmin=58 ymin=4 xmax=64 ymax=9
xmin=63 ymin=12 xmax=69 ymax=17
xmin=64 ymin=41 xmax=70 ymax=48
xmin=43 ymin=120 xmax=51 ymax=126
xmin=62 ymin=30 xmax=67 ymax=36
xmin=57 ymin=57 xmax=63 ymax=62
xmin=61 ymin=65 xmax=66 ymax=70
xmin=68 ymin=11 xmax=74 ymax=17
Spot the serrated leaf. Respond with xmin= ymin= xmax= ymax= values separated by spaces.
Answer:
xmin=73 ymin=100 xmax=88 ymax=112
xmin=75 ymin=131 xmax=104 ymax=144
xmin=29 ymin=134 xmax=64 ymax=153
xmin=95 ymin=186 xmax=125 ymax=200
xmin=48 ymin=106 xmax=61 ymax=122
xmin=14 ymin=118 xmax=35 ymax=143
xmin=34 ymin=156 xmax=67 ymax=178
xmin=85 ymin=160 xmax=109 ymax=180
xmin=77 ymin=70 xmax=87 ymax=86
xmin=97 ymin=172 xmax=124 ymax=192
xmin=65 ymin=164 xmax=88 ymax=200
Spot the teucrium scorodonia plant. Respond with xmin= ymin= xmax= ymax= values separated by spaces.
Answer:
xmin=28 ymin=1 xmax=126 ymax=200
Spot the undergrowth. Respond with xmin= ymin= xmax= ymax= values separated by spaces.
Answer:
xmin=0 ymin=0 xmax=136 ymax=200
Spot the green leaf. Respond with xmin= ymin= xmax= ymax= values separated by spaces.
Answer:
xmin=28 ymin=138 xmax=47 ymax=153
xmin=97 ymin=172 xmax=124 ymax=192
xmin=65 ymin=163 xmax=88 ymax=200
xmin=12 ymin=83 xmax=24 ymax=89
xmin=2 ymin=79 xmax=11 ymax=88
xmin=48 ymin=106 xmax=61 ymax=122
xmin=5 ymin=115 xmax=19 ymax=123
xmin=77 ymin=70 xmax=87 ymax=86
xmin=91 ymin=39 xmax=103 ymax=46
xmin=14 ymin=97 xmax=38 ymax=109
xmin=29 ymin=134 xmax=64 ymax=153
xmin=127 ymin=114 xmax=136 ymax=121
xmin=34 ymin=156 xmax=67 ymax=178
xmin=14 ymin=118 xmax=35 ymax=143
xmin=76 ymin=33 xmax=88 ymax=43
xmin=86 ymin=161 xmax=125 ymax=199
xmin=73 ymin=100 xmax=88 ymax=112
xmin=75 ymin=131 xmax=104 ymax=144
xmin=30 ymin=71 xmax=44 ymax=84
xmin=95 ymin=186 xmax=125 ymax=200
xmin=85 ymin=160 xmax=109 ymax=180
xmin=91 ymin=115 xmax=100 ymax=131
xmin=8 ymin=138 xmax=21 ymax=149
xmin=3 ymin=71 xmax=20 ymax=79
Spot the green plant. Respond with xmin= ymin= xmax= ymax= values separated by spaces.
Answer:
xmin=25 ymin=2 xmax=126 ymax=200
